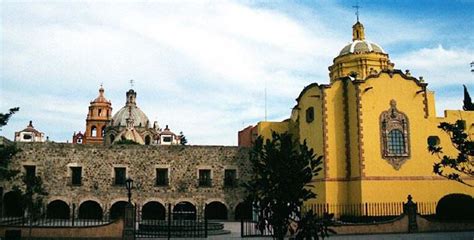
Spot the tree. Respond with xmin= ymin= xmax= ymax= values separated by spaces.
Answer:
xmin=428 ymin=120 xmax=473 ymax=186
xmin=0 ymin=107 xmax=19 ymax=128
xmin=0 ymin=107 xmax=48 ymax=237
xmin=0 ymin=107 xmax=20 ymax=181
xmin=244 ymin=132 xmax=326 ymax=240
xmin=179 ymin=132 xmax=187 ymax=145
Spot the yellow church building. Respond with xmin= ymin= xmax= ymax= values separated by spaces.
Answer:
xmin=239 ymin=21 xmax=474 ymax=209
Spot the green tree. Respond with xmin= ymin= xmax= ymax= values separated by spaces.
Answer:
xmin=179 ymin=132 xmax=187 ymax=145
xmin=429 ymin=120 xmax=474 ymax=186
xmin=244 ymin=132 xmax=326 ymax=240
xmin=0 ymin=107 xmax=20 ymax=181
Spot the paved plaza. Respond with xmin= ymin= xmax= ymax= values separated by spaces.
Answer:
xmin=136 ymin=222 xmax=474 ymax=240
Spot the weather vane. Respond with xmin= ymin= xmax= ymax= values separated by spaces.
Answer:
xmin=130 ymin=79 xmax=134 ymax=89
xmin=353 ymin=1 xmax=361 ymax=22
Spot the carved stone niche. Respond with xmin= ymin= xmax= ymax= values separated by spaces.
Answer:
xmin=379 ymin=100 xmax=410 ymax=170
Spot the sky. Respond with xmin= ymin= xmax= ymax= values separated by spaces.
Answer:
xmin=1 ymin=0 xmax=473 ymax=146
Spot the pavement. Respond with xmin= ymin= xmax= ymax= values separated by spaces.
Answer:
xmin=137 ymin=221 xmax=474 ymax=240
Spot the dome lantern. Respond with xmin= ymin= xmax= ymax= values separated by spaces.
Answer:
xmin=352 ymin=21 xmax=365 ymax=41
xmin=329 ymin=21 xmax=394 ymax=82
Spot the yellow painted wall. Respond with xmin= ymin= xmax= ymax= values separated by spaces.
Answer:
xmin=249 ymin=21 xmax=474 ymax=209
xmin=255 ymin=121 xmax=289 ymax=141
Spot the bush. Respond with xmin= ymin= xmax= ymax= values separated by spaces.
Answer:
xmin=436 ymin=194 xmax=474 ymax=220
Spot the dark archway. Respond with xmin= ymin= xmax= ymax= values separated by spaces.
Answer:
xmin=436 ymin=194 xmax=474 ymax=220
xmin=235 ymin=202 xmax=252 ymax=220
xmin=3 ymin=191 xmax=23 ymax=217
xmin=142 ymin=201 xmax=166 ymax=220
xmin=78 ymin=201 xmax=103 ymax=219
xmin=47 ymin=200 xmax=70 ymax=219
xmin=110 ymin=201 xmax=128 ymax=220
xmin=145 ymin=135 xmax=151 ymax=145
xmin=205 ymin=201 xmax=228 ymax=220
xmin=173 ymin=201 xmax=196 ymax=220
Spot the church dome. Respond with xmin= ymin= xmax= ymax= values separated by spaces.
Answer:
xmin=337 ymin=21 xmax=385 ymax=57
xmin=338 ymin=40 xmax=385 ymax=56
xmin=328 ymin=21 xmax=394 ymax=82
xmin=111 ymin=89 xmax=150 ymax=128
xmin=91 ymin=86 xmax=109 ymax=103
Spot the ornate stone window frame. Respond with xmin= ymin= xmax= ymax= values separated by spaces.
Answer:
xmin=380 ymin=100 xmax=410 ymax=170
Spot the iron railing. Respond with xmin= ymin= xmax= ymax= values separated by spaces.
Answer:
xmin=0 ymin=212 xmax=113 ymax=227
xmin=135 ymin=204 xmax=208 ymax=238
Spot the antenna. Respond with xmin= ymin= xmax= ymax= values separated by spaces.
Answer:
xmin=264 ymin=80 xmax=267 ymax=121
xmin=352 ymin=0 xmax=361 ymax=22
xmin=130 ymin=79 xmax=135 ymax=89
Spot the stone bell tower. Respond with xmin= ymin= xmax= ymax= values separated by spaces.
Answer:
xmin=83 ymin=86 xmax=112 ymax=144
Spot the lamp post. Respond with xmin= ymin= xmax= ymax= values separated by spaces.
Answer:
xmin=125 ymin=178 xmax=133 ymax=204
xmin=123 ymin=177 xmax=135 ymax=240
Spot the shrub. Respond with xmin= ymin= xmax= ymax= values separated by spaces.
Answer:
xmin=436 ymin=194 xmax=474 ymax=220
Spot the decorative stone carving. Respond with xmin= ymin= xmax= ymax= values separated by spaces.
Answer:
xmin=380 ymin=100 xmax=410 ymax=170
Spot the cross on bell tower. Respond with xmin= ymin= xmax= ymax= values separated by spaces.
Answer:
xmin=353 ymin=1 xmax=361 ymax=22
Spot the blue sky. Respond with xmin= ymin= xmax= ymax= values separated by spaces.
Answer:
xmin=1 ymin=0 xmax=473 ymax=145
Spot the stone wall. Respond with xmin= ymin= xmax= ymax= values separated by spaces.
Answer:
xmin=1 ymin=142 xmax=251 ymax=219
xmin=0 ymin=219 xmax=123 ymax=239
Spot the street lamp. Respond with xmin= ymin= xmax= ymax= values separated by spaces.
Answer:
xmin=125 ymin=178 xmax=133 ymax=203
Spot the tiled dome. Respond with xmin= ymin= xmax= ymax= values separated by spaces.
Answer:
xmin=111 ymin=89 xmax=150 ymax=128
xmin=339 ymin=40 xmax=385 ymax=56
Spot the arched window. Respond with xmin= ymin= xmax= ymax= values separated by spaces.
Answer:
xmin=91 ymin=126 xmax=97 ymax=137
xmin=101 ymin=126 xmax=106 ymax=137
xmin=388 ymin=130 xmax=405 ymax=154
xmin=380 ymin=100 xmax=410 ymax=170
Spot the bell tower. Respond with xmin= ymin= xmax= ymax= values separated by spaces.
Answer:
xmin=83 ymin=86 xmax=112 ymax=144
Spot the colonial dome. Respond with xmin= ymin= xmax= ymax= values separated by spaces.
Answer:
xmin=111 ymin=89 xmax=150 ymax=128
xmin=328 ymin=21 xmax=394 ymax=82
xmin=338 ymin=40 xmax=385 ymax=56
xmin=91 ymin=86 xmax=109 ymax=103
xmin=338 ymin=21 xmax=385 ymax=56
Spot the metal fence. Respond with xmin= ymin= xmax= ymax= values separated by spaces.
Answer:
xmin=241 ymin=201 xmax=438 ymax=237
xmin=304 ymin=201 xmax=437 ymax=219
xmin=0 ymin=212 xmax=113 ymax=227
xmin=135 ymin=204 xmax=208 ymax=238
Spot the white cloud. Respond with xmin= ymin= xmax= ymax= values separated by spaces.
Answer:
xmin=1 ymin=1 xmax=472 ymax=145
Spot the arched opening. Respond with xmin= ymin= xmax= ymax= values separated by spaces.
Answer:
xmin=3 ymin=191 xmax=23 ymax=217
xmin=110 ymin=201 xmax=128 ymax=220
xmin=78 ymin=201 xmax=103 ymax=219
xmin=91 ymin=126 xmax=97 ymax=137
xmin=436 ymin=194 xmax=474 ymax=220
xmin=101 ymin=126 xmax=106 ymax=137
xmin=235 ymin=202 xmax=252 ymax=220
xmin=145 ymin=135 xmax=151 ymax=145
xmin=142 ymin=201 xmax=166 ymax=220
xmin=173 ymin=201 xmax=196 ymax=220
xmin=205 ymin=201 xmax=228 ymax=220
xmin=47 ymin=200 xmax=70 ymax=219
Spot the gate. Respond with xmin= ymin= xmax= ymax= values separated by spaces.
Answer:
xmin=135 ymin=204 xmax=208 ymax=238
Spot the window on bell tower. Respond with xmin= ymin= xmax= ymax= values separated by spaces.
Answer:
xmin=91 ymin=126 xmax=97 ymax=137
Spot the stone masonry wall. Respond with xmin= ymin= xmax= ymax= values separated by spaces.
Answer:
xmin=1 ymin=142 xmax=251 ymax=219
